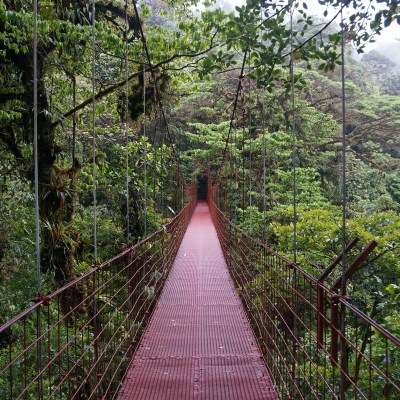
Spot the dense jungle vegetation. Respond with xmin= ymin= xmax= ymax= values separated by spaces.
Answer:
xmin=0 ymin=0 xmax=399 ymax=389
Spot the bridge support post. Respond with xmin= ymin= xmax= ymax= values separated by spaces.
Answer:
xmin=330 ymin=294 xmax=339 ymax=365
xmin=317 ymin=285 xmax=324 ymax=349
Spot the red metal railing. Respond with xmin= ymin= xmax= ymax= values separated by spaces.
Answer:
xmin=0 ymin=186 xmax=196 ymax=400
xmin=208 ymin=179 xmax=400 ymax=399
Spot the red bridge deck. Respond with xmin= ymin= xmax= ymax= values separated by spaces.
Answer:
xmin=118 ymin=202 xmax=277 ymax=399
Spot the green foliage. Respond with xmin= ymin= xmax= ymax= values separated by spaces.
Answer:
xmin=0 ymin=0 xmax=399 ymax=397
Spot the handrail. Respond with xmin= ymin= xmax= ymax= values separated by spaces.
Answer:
xmin=0 ymin=184 xmax=197 ymax=399
xmin=217 ymin=222 xmax=399 ymax=346
xmin=208 ymin=175 xmax=400 ymax=399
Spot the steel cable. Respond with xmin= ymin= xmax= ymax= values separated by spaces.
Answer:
xmin=261 ymin=100 xmax=267 ymax=243
xmin=289 ymin=3 xmax=299 ymax=397
xmin=92 ymin=0 xmax=98 ymax=263
xmin=340 ymin=5 xmax=347 ymax=297
xmin=248 ymin=51 xmax=252 ymax=235
xmin=33 ymin=1 xmax=43 ymax=398
xmin=33 ymin=0 xmax=40 ymax=298
xmin=132 ymin=0 xmax=186 ymax=186
xmin=142 ymin=46 xmax=147 ymax=236
xmin=290 ymin=0 xmax=297 ymax=264
xmin=125 ymin=0 xmax=130 ymax=242
xmin=72 ymin=0 xmax=78 ymax=162
xmin=214 ymin=52 xmax=248 ymax=187
xmin=340 ymin=4 xmax=348 ymax=399
xmin=260 ymin=5 xmax=267 ymax=243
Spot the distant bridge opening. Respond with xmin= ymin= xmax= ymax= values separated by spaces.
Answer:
xmin=197 ymin=174 xmax=208 ymax=200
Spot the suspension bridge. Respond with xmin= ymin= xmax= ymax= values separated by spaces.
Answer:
xmin=1 ymin=175 xmax=400 ymax=399
xmin=1 ymin=0 xmax=399 ymax=399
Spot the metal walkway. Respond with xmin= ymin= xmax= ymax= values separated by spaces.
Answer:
xmin=118 ymin=202 xmax=277 ymax=399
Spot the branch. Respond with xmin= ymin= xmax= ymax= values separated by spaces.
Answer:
xmin=368 ymin=245 xmax=398 ymax=264
xmin=59 ymin=44 xmax=220 ymax=125
xmin=348 ymin=116 xmax=393 ymax=139
xmin=308 ymin=94 xmax=339 ymax=108
xmin=282 ymin=0 xmax=351 ymax=58
xmin=95 ymin=44 xmax=144 ymax=65
xmin=251 ymin=0 xmax=352 ymax=72
xmin=347 ymin=148 xmax=386 ymax=170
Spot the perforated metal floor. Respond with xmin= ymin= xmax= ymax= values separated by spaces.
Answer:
xmin=117 ymin=202 xmax=277 ymax=399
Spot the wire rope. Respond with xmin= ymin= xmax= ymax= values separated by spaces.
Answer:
xmin=125 ymin=0 xmax=130 ymax=242
xmin=151 ymin=84 xmax=158 ymax=214
xmin=260 ymin=5 xmax=267 ymax=243
xmin=214 ymin=52 xmax=248 ymax=187
xmin=340 ymin=5 xmax=347 ymax=296
xmin=160 ymin=110 xmax=165 ymax=219
xmin=132 ymin=0 xmax=186 ymax=198
xmin=248 ymin=51 xmax=253 ymax=235
xmin=290 ymin=0 xmax=297 ymax=263
xmin=233 ymin=119 xmax=239 ymax=224
xmin=340 ymin=5 xmax=348 ymax=399
xmin=90 ymin=0 xmax=101 ymax=377
xmin=261 ymin=100 xmax=267 ymax=242
xmin=229 ymin=105 xmax=236 ymax=220
xmin=33 ymin=0 xmax=40 ymax=296
xmin=91 ymin=0 xmax=98 ymax=263
xmin=242 ymin=105 xmax=246 ymax=223
xmin=289 ymin=4 xmax=299 ymax=397
xmin=72 ymin=0 xmax=78 ymax=162
xmin=33 ymin=1 xmax=43 ymax=399
xmin=142 ymin=46 xmax=147 ymax=237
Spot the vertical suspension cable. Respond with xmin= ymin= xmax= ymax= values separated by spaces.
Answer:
xmin=158 ymin=98 xmax=163 ymax=217
xmin=181 ymin=180 xmax=184 ymax=209
xmin=261 ymin=101 xmax=267 ymax=243
xmin=90 ymin=0 xmax=100 ymax=376
xmin=290 ymin=1 xmax=297 ymax=263
xmin=229 ymin=111 xmax=235 ymax=220
xmin=340 ymin=4 xmax=347 ymax=297
xmin=240 ymin=75 xmax=246 ymax=223
xmin=248 ymin=52 xmax=253 ymax=235
xmin=132 ymin=0 xmax=186 ymax=205
xmin=233 ymin=121 xmax=238 ymax=224
xmin=149 ymin=81 xmax=158 ymax=214
xmin=215 ymin=51 xmax=247 ymax=187
xmin=125 ymin=0 xmax=130 ymax=242
xmin=91 ymin=0 xmax=97 ymax=263
xmin=289 ymin=3 xmax=298 ymax=397
xmin=33 ymin=0 xmax=40 ymax=296
xmin=242 ymin=105 xmax=246 ymax=223
xmin=72 ymin=0 xmax=78 ymax=162
xmin=160 ymin=117 xmax=165 ymax=219
xmin=340 ymin=5 xmax=348 ymax=399
xmin=142 ymin=47 xmax=147 ymax=236
xmin=33 ymin=2 xmax=43 ymax=399
xmin=248 ymin=117 xmax=252 ymax=233
xmin=152 ymin=83 xmax=158 ymax=212
xmin=260 ymin=5 xmax=267 ymax=243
